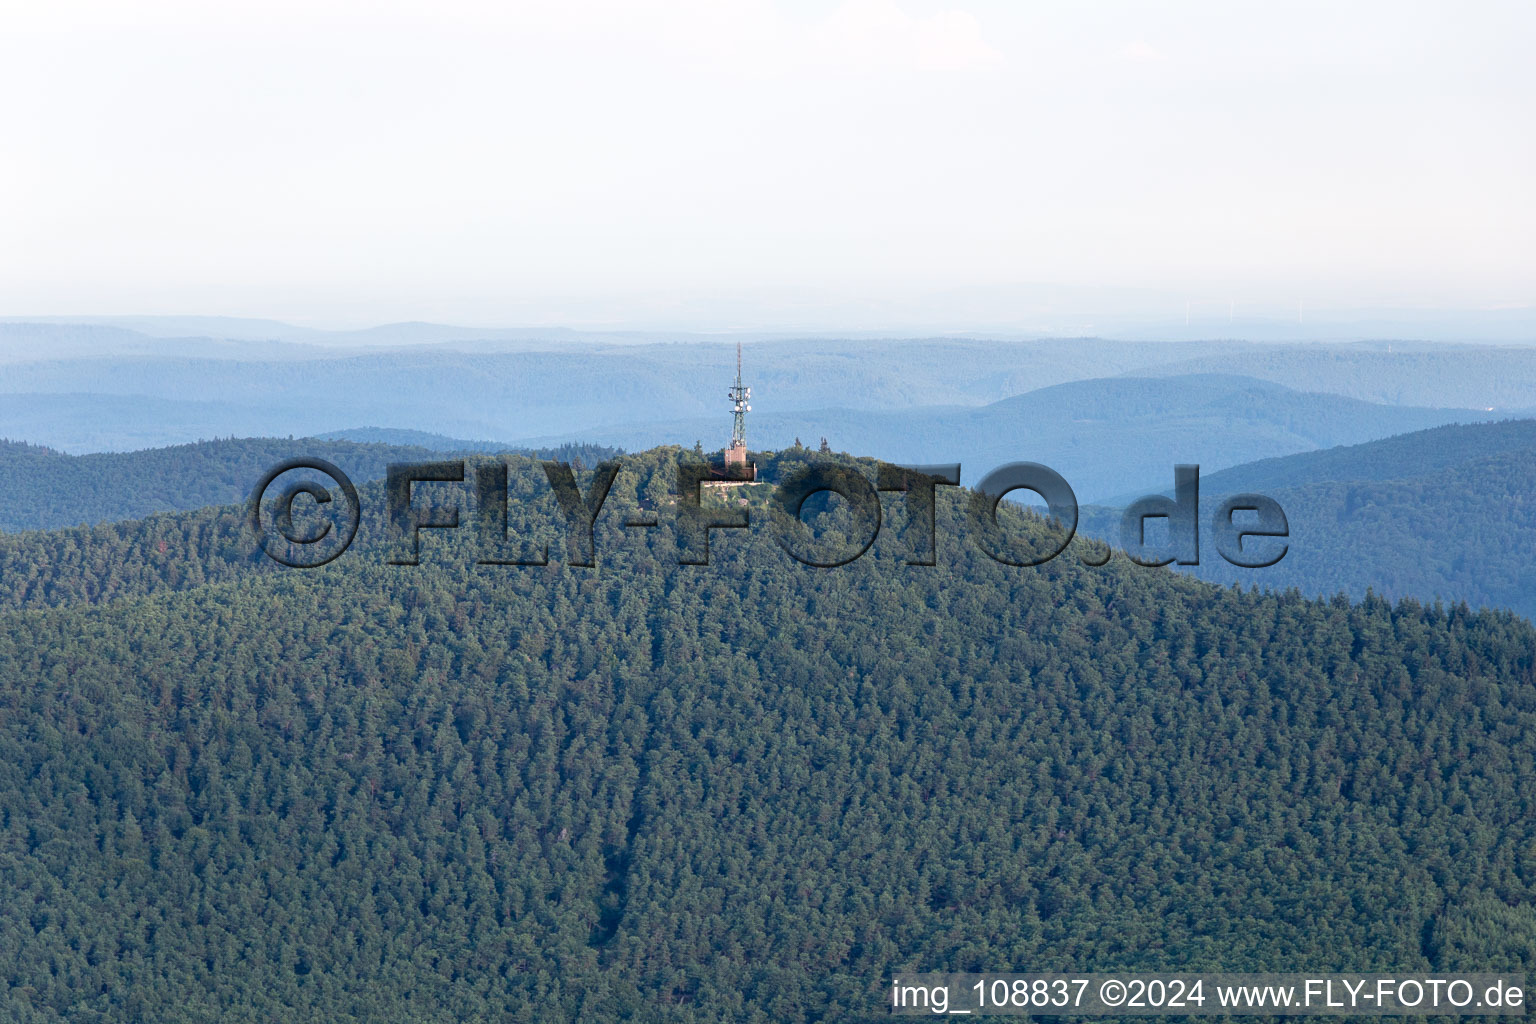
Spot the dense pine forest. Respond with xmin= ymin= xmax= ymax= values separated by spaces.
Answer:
xmin=0 ymin=447 xmax=1533 ymax=1021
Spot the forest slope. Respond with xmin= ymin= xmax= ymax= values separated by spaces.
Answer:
xmin=0 ymin=437 xmax=619 ymax=533
xmin=0 ymin=449 xmax=1532 ymax=1022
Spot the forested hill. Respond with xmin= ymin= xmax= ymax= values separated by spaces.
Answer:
xmin=0 ymin=447 xmax=1533 ymax=1021
xmin=1195 ymin=419 xmax=1536 ymax=493
xmin=1082 ymin=420 xmax=1536 ymax=619
xmin=0 ymin=436 xmax=620 ymax=533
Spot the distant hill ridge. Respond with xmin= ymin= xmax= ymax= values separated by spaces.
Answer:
xmin=4 ymin=331 xmax=1536 ymax=457
xmin=315 ymin=426 xmax=579 ymax=454
xmin=540 ymin=373 xmax=1514 ymax=500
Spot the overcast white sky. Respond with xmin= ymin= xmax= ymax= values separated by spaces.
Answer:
xmin=1 ymin=0 xmax=1532 ymax=329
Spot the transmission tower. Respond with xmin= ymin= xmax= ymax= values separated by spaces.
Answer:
xmin=728 ymin=341 xmax=750 ymax=450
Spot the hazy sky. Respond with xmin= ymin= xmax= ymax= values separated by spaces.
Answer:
xmin=2 ymin=0 xmax=1532 ymax=328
